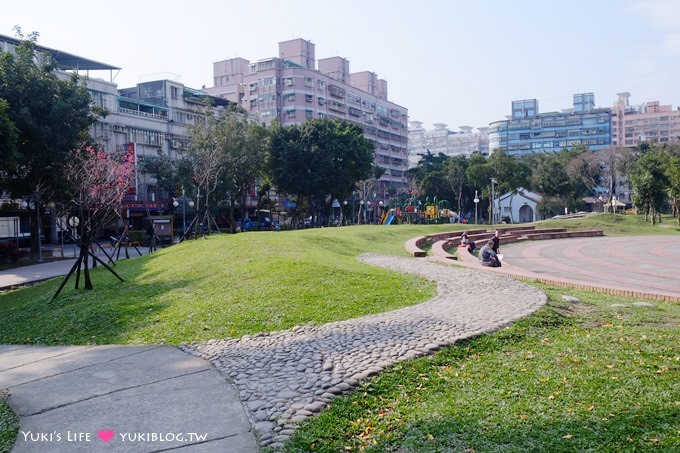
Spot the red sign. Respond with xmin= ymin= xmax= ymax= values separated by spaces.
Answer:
xmin=123 ymin=201 xmax=161 ymax=209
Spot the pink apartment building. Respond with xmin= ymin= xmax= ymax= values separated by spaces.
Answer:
xmin=612 ymin=92 xmax=680 ymax=146
xmin=203 ymin=38 xmax=409 ymax=192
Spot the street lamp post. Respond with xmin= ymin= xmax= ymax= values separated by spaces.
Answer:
xmin=173 ymin=188 xmax=194 ymax=233
xmin=21 ymin=198 xmax=42 ymax=262
xmin=490 ymin=178 xmax=498 ymax=225
xmin=474 ymin=190 xmax=480 ymax=224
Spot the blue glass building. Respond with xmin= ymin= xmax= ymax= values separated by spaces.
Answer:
xmin=489 ymin=93 xmax=612 ymax=156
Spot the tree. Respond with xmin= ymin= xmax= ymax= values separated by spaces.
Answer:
xmin=267 ymin=119 xmax=375 ymax=225
xmin=217 ymin=110 xmax=269 ymax=232
xmin=187 ymin=107 xmax=268 ymax=234
xmin=0 ymin=98 xmax=18 ymax=175
xmin=53 ymin=146 xmax=135 ymax=300
xmin=529 ymin=153 xmax=572 ymax=197
xmin=565 ymin=149 xmax=603 ymax=197
xmin=186 ymin=114 xmax=224 ymax=235
xmin=660 ymin=143 xmax=680 ymax=225
xmin=486 ymin=149 xmax=531 ymax=194
xmin=406 ymin=150 xmax=449 ymax=185
xmin=0 ymin=29 xmax=99 ymax=257
xmin=443 ymin=156 xmax=468 ymax=215
xmin=629 ymin=146 xmax=668 ymax=224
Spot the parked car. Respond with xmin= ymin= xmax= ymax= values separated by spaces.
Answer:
xmin=236 ymin=217 xmax=280 ymax=232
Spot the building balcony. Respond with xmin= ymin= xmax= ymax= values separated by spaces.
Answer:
xmin=119 ymin=107 xmax=168 ymax=121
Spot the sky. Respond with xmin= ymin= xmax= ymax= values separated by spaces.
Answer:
xmin=2 ymin=0 xmax=680 ymax=130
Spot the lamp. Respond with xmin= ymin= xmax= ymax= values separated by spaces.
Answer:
xmin=490 ymin=178 xmax=498 ymax=225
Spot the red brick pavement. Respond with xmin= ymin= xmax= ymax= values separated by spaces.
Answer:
xmin=497 ymin=236 xmax=680 ymax=302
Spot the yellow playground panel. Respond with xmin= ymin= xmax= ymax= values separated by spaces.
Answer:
xmin=425 ymin=205 xmax=437 ymax=219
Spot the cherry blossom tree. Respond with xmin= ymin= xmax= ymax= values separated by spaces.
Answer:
xmin=52 ymin=146 xmax=135 ymax=300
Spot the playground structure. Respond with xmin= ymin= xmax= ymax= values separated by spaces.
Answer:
xmin=380 ymin=197 xmax=465 ymax=225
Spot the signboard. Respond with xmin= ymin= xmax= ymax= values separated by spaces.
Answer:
xmin=0 ymin=217 xmax=20 ymax=239
xmin=150 ymin=216 xmax=174 ymax=238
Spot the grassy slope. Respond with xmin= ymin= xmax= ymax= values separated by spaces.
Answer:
xmin=0 ymin=398 xmax=18 ymax=453
xmin=0 ymin=224 xmax=463 ymax=345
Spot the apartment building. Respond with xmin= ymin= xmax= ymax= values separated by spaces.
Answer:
xmin=407 ymin=122 xmax=489 ymax=167
xmin=1 ymin=33 xmax=231 ymax=228
xmin=488 ymin=93 xmax=612 ymax=156
xmin=612 ymin=92 xmax=680 ymax=146
xmin=204 ymin=38 xmax=409 ymax=192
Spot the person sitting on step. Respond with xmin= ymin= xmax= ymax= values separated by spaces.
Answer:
xmin=460 ymin=232 xmax=476 ymax=253
xmin=479 ymin=240 xmax=501 ymax=267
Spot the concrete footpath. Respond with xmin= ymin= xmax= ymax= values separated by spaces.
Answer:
xmin=0 ymin=244 xmax=147 ymax=290
xmin=0 ymin=345 xmax=258 ymax=452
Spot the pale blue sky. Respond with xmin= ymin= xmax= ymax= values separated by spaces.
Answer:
xmin=3 ymin=0 xmax=679 ymax=130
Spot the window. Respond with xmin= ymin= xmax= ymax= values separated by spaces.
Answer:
xmin=285 ymin=109 xmax=296 ymax=119
xmin=347 ymin=92 xmax=361 ymax=105
xmin=171 ymin=86 xmax=179 ymax=99
xmin=328 ymin=100 xmax=346 ymax=113
xmin=317 ymin=80 xmax=326 ymax=90
xmin=328 ymin=84 xmax=345 ymax=98
xmin=287 ymin=93 xmax=295 ymax=102
xmin=305 ymin=94 xmax=313 ymax=103
xmin=305 ymin=77 xmax=313 ymax=87
xmin=129 ymin=128 xmax=165 ymax=146
xmin=362 ymin=99 xmax=376 ymax=111
xmin=306 ymin=110 xmax=313 ymax=119
xmin=284 ymin=77 xmax=294 ymax=86
xmin=259 ymin=77 xmax=276 ymax=87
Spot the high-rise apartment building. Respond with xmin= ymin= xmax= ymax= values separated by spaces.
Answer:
xmin=204 ymin=38 xmax=409 ymax=191
xmin=612 ymin=92 xmax=680 ymax=147
xmin=407 ymin=122 xmax=488 ymax=168
xmin=488 ymin=93 xmax=612 ymax=156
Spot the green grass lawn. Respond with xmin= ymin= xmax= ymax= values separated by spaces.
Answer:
xmin=0 ymin=398 xmax=18 ymax=453
xmin=0 ymin=224 xmax=466 ymax=345
xmin=283 ymin=287 xmax=679 ymax=452
xmin=1 ymin=214 xmax=677 ymax=452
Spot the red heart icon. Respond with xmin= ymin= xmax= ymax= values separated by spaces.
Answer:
xmin=98 ymin=429 xmax=115 ymax=442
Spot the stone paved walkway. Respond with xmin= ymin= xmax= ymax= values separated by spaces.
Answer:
xmin=181 ymin=254 xmax=547 ymax=449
